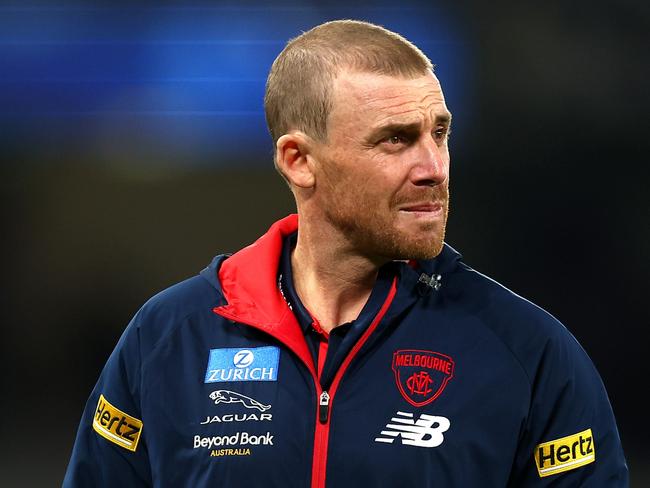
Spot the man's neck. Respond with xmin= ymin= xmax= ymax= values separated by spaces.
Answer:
xmin=290 ymin=218 xmax=384 ymax=334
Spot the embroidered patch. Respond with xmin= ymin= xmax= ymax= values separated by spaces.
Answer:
xmin=93 ymin=394 xmax=143 ymax=452
xmin=392 ymin=349 xmax=454 ymax=407
xmin=205 ymin=346 xmax=280 ymax=383
xmin=535 ymin=429 xmax=595 ymax=477
xmin=375 ymin=411 xmax=451 ymax=448
xmin=209 ymin=390 xmax=271 ymax=411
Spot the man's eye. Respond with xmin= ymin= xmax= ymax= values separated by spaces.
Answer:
xmin=387 ymin=135 xmax=405 ymax=145
xmin=434 ymin=127 xmax=451 ymax=140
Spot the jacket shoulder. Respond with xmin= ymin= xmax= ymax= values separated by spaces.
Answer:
xmin=450 ymin=262 xmax=587 ymax=378
xmin=123 ymin=272 xmax=223 ymax=361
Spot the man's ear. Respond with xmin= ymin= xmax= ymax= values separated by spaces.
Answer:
xmin=275 ymin=132 xmax=317 ymax=189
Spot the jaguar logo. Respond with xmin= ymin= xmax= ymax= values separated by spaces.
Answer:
xmin=208 ymin=390 xmax=271 ymax=412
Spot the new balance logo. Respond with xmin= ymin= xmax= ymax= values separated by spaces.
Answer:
xmin=375 ymin=411 xmax=450 ymax=448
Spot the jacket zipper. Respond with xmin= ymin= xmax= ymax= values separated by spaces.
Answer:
xmin=213 ymin=276 xmax=398 ymax=488
xmin=310 ymin=277 xmax=397 ymax=488
xmin=318 ymin=391 xmax=330 ymax=423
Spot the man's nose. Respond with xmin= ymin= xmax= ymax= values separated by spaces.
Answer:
xmin=410 ymin=136 xmax=449 ymax=186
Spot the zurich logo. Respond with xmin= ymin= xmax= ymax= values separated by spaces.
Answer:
xmin=233 ymin=350 xmax=255 ymax=368
xmin=204 ymin=346 xmax=280 ymax=383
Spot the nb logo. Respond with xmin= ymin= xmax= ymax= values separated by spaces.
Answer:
xmin=375 ymin=411 xmax=450 ymax=448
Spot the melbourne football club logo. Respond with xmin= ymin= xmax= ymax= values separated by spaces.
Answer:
xmin=392 ymin=349 xmax=454 ymax=407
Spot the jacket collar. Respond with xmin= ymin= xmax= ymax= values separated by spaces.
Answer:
xmin=214 ymin=214 xmax=299 ymax=331
xmin=202 ymin=214 xmax=463 ymax=365
xmin=206 ymin=215 xmax=316 ymax=371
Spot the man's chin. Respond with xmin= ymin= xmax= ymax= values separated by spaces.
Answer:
xmin=400 ymin=241 xmax=445 ymax=261
xmin=383 ymin=231 xmax=446 ymax=261
xmin=393 ymin=223 xmax=446 ymax=259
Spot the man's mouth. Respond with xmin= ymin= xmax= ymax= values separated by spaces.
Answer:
xmin=400 ymin=202 xmax=443 ymax=213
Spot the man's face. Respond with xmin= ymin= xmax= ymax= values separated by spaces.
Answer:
xmin=311 ymin=69 xmax=451 ymax=261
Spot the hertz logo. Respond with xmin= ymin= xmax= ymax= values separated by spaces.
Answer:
xmin=535 ymin=428 xmax=595 ymax=477
xmin=93 ymin=394 xmax=143 ymax=452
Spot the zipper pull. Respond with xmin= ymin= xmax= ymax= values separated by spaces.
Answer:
xmin=319 ymin=391 xmax=330 ymax=424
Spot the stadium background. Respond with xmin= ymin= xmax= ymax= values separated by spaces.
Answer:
xmin=0 ymin=1 xmax=647 ymax=486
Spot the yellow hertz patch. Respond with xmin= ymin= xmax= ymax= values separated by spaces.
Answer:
xmin=535 ymin=428 xmax=595 ymax=477
xmin=92 ymin=394 xmax=143 ymax=452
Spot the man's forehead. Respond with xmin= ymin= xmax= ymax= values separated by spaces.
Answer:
xmin=330 ymin=70 xmax=448 ymax=121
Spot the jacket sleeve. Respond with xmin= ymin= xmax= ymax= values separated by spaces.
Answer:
xmin=508 ymin=324 xmax=629 ymax=486
xmin=63 ymin=311 xmax=153 ymax=487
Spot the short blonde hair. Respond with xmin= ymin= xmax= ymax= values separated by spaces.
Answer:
xmin=264 ymin=19 xmax=434 ymax=148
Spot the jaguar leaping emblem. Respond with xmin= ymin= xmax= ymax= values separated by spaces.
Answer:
xmin=208 ymin=390 xmax=271 ymax=412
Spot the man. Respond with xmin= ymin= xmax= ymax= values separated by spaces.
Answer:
xmin=64 ymin=20 xmax=628 ymax=487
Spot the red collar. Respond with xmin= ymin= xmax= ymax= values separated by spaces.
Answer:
xmin=213 ymin=214 xmax=313 ymax=369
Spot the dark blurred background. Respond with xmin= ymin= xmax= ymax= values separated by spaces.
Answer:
xmin=1 ymin=1 xmax=647 ymax=486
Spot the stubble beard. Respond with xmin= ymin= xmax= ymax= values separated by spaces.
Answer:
xmin=324 ymin=186 xmax=450 ymax=263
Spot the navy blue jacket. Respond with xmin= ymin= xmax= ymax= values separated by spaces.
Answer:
xmin=64 ymin=214 xmax=628 ymax=487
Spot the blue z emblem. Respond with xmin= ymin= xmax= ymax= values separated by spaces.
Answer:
xmin=204 ymin=346 xmax=280 ymax=383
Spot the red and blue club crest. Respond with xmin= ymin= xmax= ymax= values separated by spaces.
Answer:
xmin=392 ymin=349 xmax=455 ymax=407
